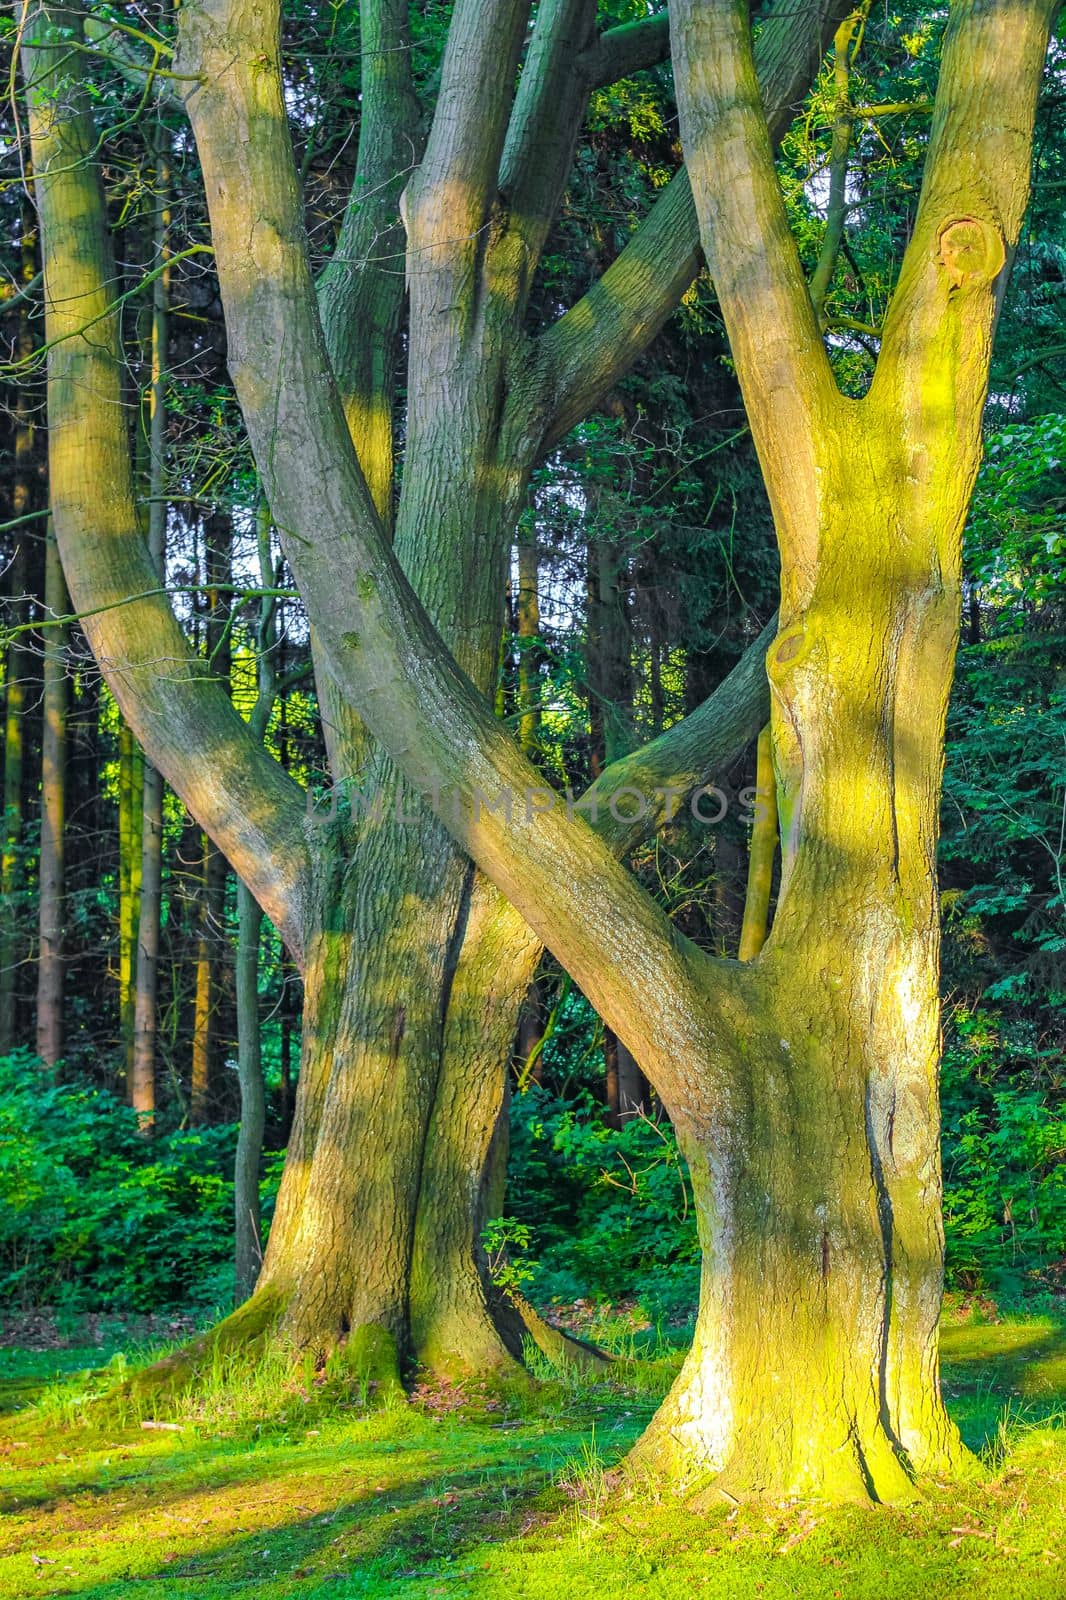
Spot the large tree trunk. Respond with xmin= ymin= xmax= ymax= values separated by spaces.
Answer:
xmin=254 ymin=816 xmax=471 ymax=1371
xmin=632 ymin=543 xmax=967 ymax=1501
xmin=21 ymin=0 xmax=866 ymax=1417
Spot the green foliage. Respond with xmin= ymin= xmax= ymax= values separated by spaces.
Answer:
xmin=941 ymin=1010 xmax=1066 ymax=1299
xmin=937 ymin=414 xmax=1066 ymax=1300
xmin=480 ymin=1216 xmax=538 ymax=1298
xmin=507 ymin=1084 xmax=699 ymax=1322
xmin=0 ymin=1052 xmax=281 ymax=1314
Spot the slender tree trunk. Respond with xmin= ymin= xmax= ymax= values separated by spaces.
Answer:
xmin=131 ymin=119 xmax=170 ymax=1129
xmin=36 ymin=520 xmax=68 ymax=1069
xmin=233 ymin=497 xmax=280 ymax=1302
xmin=117 ymin=719 xmax=142 ymax=1076
xmin=190 ymin=507 xmax=234 ymax=1123
xmin=0 ymin=215 xmax=39 ymax=1052
xmin=190 ymin=834 xmax=226 ymax=1124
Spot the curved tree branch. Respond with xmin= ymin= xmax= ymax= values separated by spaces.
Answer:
xmin=526 ymin=0 xmax=851 ymax=456
xmin=582 ymin=12 xmax=671 ymax=89
xmin=20 ymin=2 xmax=312 ymax=965
xmin=177 ymin=0 xmax=753 ymax=1120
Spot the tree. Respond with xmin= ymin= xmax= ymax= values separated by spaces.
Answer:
xmin=21 ymin=0 xmax=1056 ymax=1501
xmin=21 ymin=0 xmax=818 ymax=1373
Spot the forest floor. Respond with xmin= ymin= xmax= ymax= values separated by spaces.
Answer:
xmin=0 ymin=1302 xmax=1063 ymax=1600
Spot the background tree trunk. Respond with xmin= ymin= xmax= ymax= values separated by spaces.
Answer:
xmin=1 ymin=208 xmax=40 ymax=1053
xmin=131 ymin=120 xmax=170 ymax=1128
xmin=35 ymin=520 xmax=67 ymax=1069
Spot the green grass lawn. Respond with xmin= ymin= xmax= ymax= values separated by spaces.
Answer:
xmin=0 ymin=1306 xmax=1062 ymax=1599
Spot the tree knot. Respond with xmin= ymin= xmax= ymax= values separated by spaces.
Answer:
xmin=937 ymin=217 xmax=1005 ymax=292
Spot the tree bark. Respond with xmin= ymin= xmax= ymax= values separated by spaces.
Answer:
xmin=24 ymin=0 xmax=872 ymax=1424
xmin=131 ymin=120 xmax=171 ymax=1129
xmin=234 ymin=880 xmax=265 ymax=1301
xmin=1 ymin=211 xmax=40 ymax=1053
xmin=118 ymin=718 xmax=143 ymax=1077
xmin=617 ymin=0 xmax=1057 ymax=1501
xmin=35 ymin=519 xmax=67 ymax=1069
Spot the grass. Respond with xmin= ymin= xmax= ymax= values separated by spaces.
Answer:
xmin=0 ymin=1303 xmax=1062 ymax=1599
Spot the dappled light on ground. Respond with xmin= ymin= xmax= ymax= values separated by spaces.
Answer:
xmin=0 ymin=1307 xmax=1062 ymax=1599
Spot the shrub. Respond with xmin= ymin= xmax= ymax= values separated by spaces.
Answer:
xmin=0 ymin=1051 xmax=281 ymax=1314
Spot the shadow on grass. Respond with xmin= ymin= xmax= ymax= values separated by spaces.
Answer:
xmin=0 ymin=1417 xmax=606 ymax=1600
xmin=3 ymin=1314 xmax=1064 ymax=1600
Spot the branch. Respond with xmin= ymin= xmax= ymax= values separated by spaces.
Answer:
xmin=808 ymin=12 xmax=862 ymax=321
xmin=82 ymin=16 xmax=184 ymax=111
xmin=586 ymin=615 xmax=776 ymax=856
xmin=528 ymin=0 xmax=850 ymax=455
xmin=498 ymin=0 xmax=599 ymax=269
xmin=317 ymin=0 xmax=422 ymax=522
xmin=873 ymin=0 xmax=1058 ymax=428
xmin=20 ymin=1 xmax=312 ymax=967
xmin=315 ymin=0 xmax=423 ymax=780
xmin=0 ymin=267 xmax=43 ymax=311
xmin=402 ymin=0 xmax=530 ymax=249
xmin=670 ymin=0 xmax=837 ymax=570
xmin=178 ymin=0 xmax=751 ymax=1118
xmin=582 ymin=12 xmax=671 ymax=89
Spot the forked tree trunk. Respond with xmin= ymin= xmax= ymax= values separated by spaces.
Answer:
xmin=632 ymin=531 xmax=967 ymax=1501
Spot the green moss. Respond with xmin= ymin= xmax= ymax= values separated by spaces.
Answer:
xmin=337 ymin=1322 xmax=403 ymax=1399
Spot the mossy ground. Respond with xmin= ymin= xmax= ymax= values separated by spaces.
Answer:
xmin=0 ymin=1303 xmax=1062 ymax=1599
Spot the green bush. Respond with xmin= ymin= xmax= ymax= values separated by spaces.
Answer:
xmin=0 ymin=1051 xmax=281 ymax=1314
xmin=941 ymin=1008 xmax=1066 ymax=1301
xmin=507 ymin=1084 xmax=700 ymax=1323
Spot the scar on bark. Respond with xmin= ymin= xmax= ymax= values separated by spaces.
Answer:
xmin=937 ymin=216 xmax=1005 ymax=291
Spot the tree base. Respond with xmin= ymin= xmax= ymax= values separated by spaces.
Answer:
xmin=624 ymin=1388 xmax=980 ymax=1507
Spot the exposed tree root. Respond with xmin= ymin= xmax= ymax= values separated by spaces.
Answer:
xmin=509 ymin=1292 xmax=613 ymax=1374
